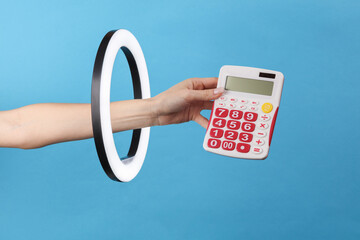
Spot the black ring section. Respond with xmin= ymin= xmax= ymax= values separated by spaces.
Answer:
xmin=91 ymin=30 xmax=143 ymax=182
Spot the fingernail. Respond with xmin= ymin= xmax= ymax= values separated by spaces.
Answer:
xmin=213 ymin=87 xmax=224 ymax=95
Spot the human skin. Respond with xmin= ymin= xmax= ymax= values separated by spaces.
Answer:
xmin=0 ymin=77 xmax=224 ymax=149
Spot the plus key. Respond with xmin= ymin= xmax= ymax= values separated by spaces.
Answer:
xmin=254 ymin=138 xmax=265 ymax=146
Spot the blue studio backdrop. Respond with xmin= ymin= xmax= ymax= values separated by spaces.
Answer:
xmin=0 ymin=0 xmax=359 ymax=239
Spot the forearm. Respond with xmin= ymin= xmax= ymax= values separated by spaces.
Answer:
xmin=0 ymin=77 xmax=220 ymax=149
xmin=3 ymin=99 xmax=158 ymax=149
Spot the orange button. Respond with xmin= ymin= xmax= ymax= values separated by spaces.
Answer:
xmin=261 ymin=103 xmax=273 ymax=113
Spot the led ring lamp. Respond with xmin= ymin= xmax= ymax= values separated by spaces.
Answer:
xmin=91 ymin=29 xmax=150 ymax=182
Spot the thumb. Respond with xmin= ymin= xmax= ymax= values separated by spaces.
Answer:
xmin=188 ymin=87 xmax=224 ymax=101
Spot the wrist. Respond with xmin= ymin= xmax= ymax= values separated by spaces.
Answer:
xmin=148 ymin=96 xmax=161 ymax=126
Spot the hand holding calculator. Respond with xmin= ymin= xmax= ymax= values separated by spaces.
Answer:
xmin=203 ymin=66 xmax=284 ymax=160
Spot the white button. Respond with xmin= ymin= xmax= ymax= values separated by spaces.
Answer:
xmin=257 ymin=123 xmax=269 ymax=130
xmin=229 ymin=98 xmax=237 ymax=103
xmin=240 ymin=99 xmax=248 ymax=104
xmin=250 ymin=100 xmax=259 ymax=105
xmin=239 ymin=105 xmax=247 ymax=110
xmin=253 ymin=138 xmax=265 ymax=146
xmin=252 ymin=147 xmax=263 ymax=154
xmin=218 ymin=102 xmax=226 ymax=107
xmin=219 ymin=96 xmax=227 ymax=101
xmin=255 ymin=131 xmax=267 ymax=138
xmin=229 ymin=103 xmax=236 ymax=109
xmin=259 ymin=114 xmax=271 ymax=122
xmin=249 ymin=106 xmax=258 ymax=111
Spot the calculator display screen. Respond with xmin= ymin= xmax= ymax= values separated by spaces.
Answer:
xmin=225 ymin=76 xmax=274 ymax=96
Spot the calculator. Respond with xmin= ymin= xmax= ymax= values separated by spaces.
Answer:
xmin=203 ymin=65 xmax=284 ymax=160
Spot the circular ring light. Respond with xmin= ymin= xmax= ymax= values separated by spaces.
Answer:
xmin=91 ymin=29 xmax=150 ymax=182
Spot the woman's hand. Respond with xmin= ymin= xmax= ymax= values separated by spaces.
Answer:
xmin=151 ymin=77 xmax=224 ymax=128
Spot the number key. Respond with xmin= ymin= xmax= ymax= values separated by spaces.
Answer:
xmin=227 ymin=120 xmax=241 ymax=130
xmin=215 ymin=108 xmax=229 ymax=118
xmin=210 ymin=128 xmax=224 ymax=138
xmin=241 ymin=122 xmax=255 ymax=132
xmin=222 ymin=141 xmax=236 ymax=151
xmin=224 ymin=130 xmax=238 ymax=140
xmin=244 ymin=112 xmax=258 ymax=122
xmin=229 ymin=110 xmax=243 ymax=119
xmin=208 ymin=138 xmax=221 ymax=148
xmin=239 ymin=132 xmax=253 ymax=142
xmin=212 ymin=118 xmax=226 ymax=128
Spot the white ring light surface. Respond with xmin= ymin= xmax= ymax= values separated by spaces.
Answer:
xmin=91 ymin=29 xmax=150 ymax=182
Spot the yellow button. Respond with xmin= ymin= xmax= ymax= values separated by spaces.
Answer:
xmin=261 ymin=103 xmax=273 ymax=113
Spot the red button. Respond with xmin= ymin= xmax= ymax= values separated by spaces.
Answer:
xmin=207 ymin=138 xmax=221 ymax=148
xmin=215 ymin=108 xmax=229 ymax=118
xmin=229 ymin=110 xmax=243 ymax=119
xmin=236 ymin=143 xmax=251 ymax=153
xmin=244 ymin=112 xmax=258 ymax=122
xmin=241 ymin=122 xmax=255 ymax=132
xmin=222 ymin=141 xmax=236 ymax=151
xmin=224 ymin=130 xmax=238 ymax=140
xmin=210 ymin=128 xmax=224 ymax=138
xmin=239 ymin=132 xmax=253 ymax=142
xmin=227 ymin=120 xmax=241 ymax=130
xmin=212 ymin=118 xmax=226 ymax=128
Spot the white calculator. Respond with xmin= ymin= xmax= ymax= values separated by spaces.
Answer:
xmin=203 ymin=65 xmax=284 ymax=160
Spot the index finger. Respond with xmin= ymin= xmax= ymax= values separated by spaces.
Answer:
xmin=191 ymin=77 xmax=218 ymax=90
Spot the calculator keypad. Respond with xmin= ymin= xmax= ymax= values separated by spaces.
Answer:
xmin=207 ymin=95 xmax=275 ymax=156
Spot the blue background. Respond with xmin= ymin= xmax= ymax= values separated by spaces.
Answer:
xmin=1 ymin=0 xmax=359 ymax=239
